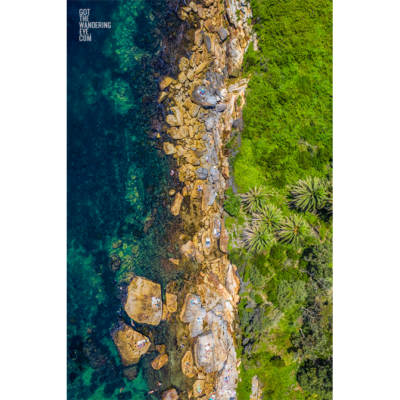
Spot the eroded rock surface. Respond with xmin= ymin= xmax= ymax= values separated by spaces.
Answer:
xmin=124 ymin=276 xmax=162 ymax=326
xmin=111 ymin=323 xmax=150 ymax=366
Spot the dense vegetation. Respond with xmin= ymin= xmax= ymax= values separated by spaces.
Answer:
xmin=225 ymin=0 xmax=333 ymax=399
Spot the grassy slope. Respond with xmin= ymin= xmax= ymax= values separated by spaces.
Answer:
xmin=229 ymin=1 xmax=333 ymax=399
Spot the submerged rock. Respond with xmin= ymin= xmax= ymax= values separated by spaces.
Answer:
xmin=109 ymin=254 xmax=121 ymax=272
xmin=111 ymin=323 xmax=150 ymax=366
xmin=123 ymin=366 xmax=139 ymax=381
xmin=124 ymin=276 xmax=162 ymax=326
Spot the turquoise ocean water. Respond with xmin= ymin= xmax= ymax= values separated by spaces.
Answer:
xmin=67 ymin=1 xmax=182 ymax=398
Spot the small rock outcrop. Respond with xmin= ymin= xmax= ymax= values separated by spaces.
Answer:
xmin=151 ymin=353 xmax=169 ymax=370
xmin=111 ymin=323 xmax=150 ymax=366
xmin=171 ymin=192 xmax=183 ymax=216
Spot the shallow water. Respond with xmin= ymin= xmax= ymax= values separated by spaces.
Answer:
xmin=67 ymin=1 xmax=182 ymax=398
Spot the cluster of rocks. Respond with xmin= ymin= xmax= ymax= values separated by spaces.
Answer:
xmin=157 ymin=1 xmax=253 ymax=229
xmin=111 ymin=1 xmax=255 ymax=399
xmin=157 ymin=2 xmax=252 ymax=399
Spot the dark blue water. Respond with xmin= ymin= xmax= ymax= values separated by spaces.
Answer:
xmin=67 ymin=1 xmax=182 ymax=398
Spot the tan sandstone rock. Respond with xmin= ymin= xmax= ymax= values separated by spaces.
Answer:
xmin=124 ymin=276 xmax=162 ymax=325
xmin=193 ymin=379 xmax=206 ymax=398
xmin=162 ymin=388 xmax=179 ymax=400
xmin=182 ymin=350 xmax=196 ymax=377
xmin=171 ymin=192 xmax=183 ymax=216
xmin=156 ymin=344 xmax=166 ymax=354
xmin=160 ymin=76 xmax=173 ymax=91
xmin=219 ymin=219 xmax=228 ymax=253
xmin=166 ymin=292 xmax=178 ymax=313
xmin=151 ymin=353 xmax=169 ymax=370
xmin=164 ymin=142 xmax=176 ymax=155
xmin=179 ymin=57 xmax=190 ymax=72
xmin=111 ymin=323 xmax=150 ymax=366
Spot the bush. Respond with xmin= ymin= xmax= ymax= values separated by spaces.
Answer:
xmin=224 ymin=188 xmax=241 ymax=217
xmin=276 ymin=280 xmax=307 ymax=310
xmin=297 ymin=358 xmax=333 ymax=400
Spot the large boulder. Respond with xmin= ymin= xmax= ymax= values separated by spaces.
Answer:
xmin=111 ymin=323 xmax=150 ymax=366
xmin=124 ymin=276 xmax=162 ymax=325
xmin=180 ymin=293 xmax=202 ymax=323
xmin=197 ymin=282 xmax=223 ymax=311
xmin=194 ymin=330 xmax=215 ymax=373
xmin=196 ymin=167 xmax=209 ymax=180
xmin=190 ymin=85 xmax=217 ymax=109
xmin=151 ymin=353 xmax=169 ymax=370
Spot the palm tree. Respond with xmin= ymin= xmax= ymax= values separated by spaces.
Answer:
xmin=241 ymin=223 xmax=276 ymax=253
xmin=241 ymin=186 xmax=269 ymax=214
xmin=291 ymin=177 xmax=326 ymax=212
xmin=278 ymin=215 xmax=310 ymax=246
xmin=253 ymin=204 xmax=283 ymax=231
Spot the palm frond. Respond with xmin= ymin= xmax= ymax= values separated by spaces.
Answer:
xmin=278 ymin=215 xmax=310 ymax=246
xmin=241 ymin=223 xmax=276 ymax=253
xmin=291 ymin=177 xmax=326 ymax=212
xmin=253 ymin=204 xmax=283 ymax=231
xmin=241 ymin=186 xmax=269 ymax=214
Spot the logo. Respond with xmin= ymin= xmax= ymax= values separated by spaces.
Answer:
xmin=79 ymin=9 xmax=112 ymax=42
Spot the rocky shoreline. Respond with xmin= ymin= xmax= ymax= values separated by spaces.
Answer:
xmin=111 ymin=1 xmax=257 ymax=399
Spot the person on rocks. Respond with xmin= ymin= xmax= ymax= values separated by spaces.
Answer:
xmin=170 ymin=170 xmax=174 ymax=176
xmin=198 ymin=185 xmax=203 ymax=192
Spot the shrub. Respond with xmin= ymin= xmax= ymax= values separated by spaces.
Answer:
xmin=224 ymin=188 xmax=242 ymax=217
xmin=297 ymin=358 xmax=333 ymax=400
xmin=276 ymin=280 xmax=307 ymax=310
